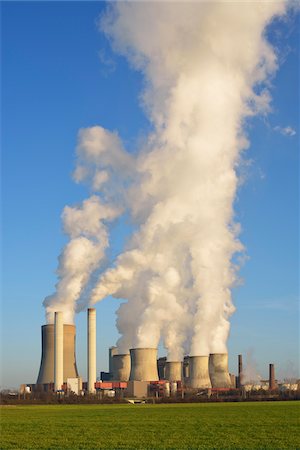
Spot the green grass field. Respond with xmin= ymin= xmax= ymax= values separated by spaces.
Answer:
xmin=1 ymin=401 xmax=299 ymax=449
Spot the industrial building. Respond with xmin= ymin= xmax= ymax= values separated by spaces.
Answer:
xmin=33 ymin=309 xmax=299 ymax=398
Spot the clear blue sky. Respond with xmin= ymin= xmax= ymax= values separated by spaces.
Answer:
xmin=1 ymin=2 xmax=299 ymax=389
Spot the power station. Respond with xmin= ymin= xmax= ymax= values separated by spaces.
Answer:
xmin=36 ymin=322 xmax=78 ymax=385
xmin=33 ymin=308 xmax=291 ymax=398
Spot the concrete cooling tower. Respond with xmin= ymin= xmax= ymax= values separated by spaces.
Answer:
xmin=189 ymin=356 xmax=211 ymax=389
xmin=165 ymin=361 xmax=182 ymax=381
xmin=36 ymin=324 xmax=78 ymax=385
xmin=209 ymin=353 xmax=231 ymax=388
xmin=129 ymin=348 xmax=159 ymax=381
xmin=112 ymin=354 xmax=130 ymax=381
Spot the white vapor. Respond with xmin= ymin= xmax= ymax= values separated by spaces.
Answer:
xmin=73 ymin=126 xmax=133 ymax=195
xmin=82 ymin=1 xmax=289 ymax=359
xmin=44 ymin=2 xmax=290 ymax=360
xmin=243 ymin=350 xmax=262 ymax=384
xmin=43 ymin=195 xmax=120 ymax=324
xmin=44 ymin=126 xmax=132 ymax=324
xmin=274 ymin=125 xmax=296 ymax=136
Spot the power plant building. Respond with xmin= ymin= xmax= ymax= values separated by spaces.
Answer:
xmin=209 ymin=353 xmax=231 ymax=388
xmin=35 ymin=309 xmax=287 ymax=398
xmin=112 ymin=354 xmax=130 ymax=381
xmin=189 ymin=356 xmax=211 ymax=389
xmin=129 ymin=348 xmax=159 ymax=382
xmin=165 ymin=361 xmax=182 ymax=381
xmin=36 ymin=323 xmax=78 ymax=385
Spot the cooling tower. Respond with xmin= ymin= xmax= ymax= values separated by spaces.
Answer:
xmin=87 ymin=308 xmax=96 ymax=393
xmin=109 ymin=346 xmax=118 ymax=374
xmin=209 ymin=353 xmax=231 ymax=388
xmin=54 ymin=312 xmax=63 ymax=391
xmin=129 ymin=348 xmax=159 ymax=381
xmin=112 ymin=354 xmax=130 ymax=381
xmin=36 ymin=324 xmax=78 ymax=385
xmin=189 ymin=356 xmax=211 ymax=389
xmin=165 ymin=361 xmax=182 ymax=381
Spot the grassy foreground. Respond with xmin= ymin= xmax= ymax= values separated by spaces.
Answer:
xmin=1 ymin=401 xmax=299 ymax=449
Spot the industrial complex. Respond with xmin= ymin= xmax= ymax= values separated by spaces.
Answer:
xmin=18 ymin=308 xmax=297 ymax=400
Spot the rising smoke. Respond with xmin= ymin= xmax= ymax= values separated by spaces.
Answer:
xmin=43 ymin=127 xmax=132 ymax=324
xmin=45 ymin=2 xmax=289 ymax=360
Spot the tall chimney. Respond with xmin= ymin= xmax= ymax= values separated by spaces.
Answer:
xmin=129 ymin=348 xmax=159 ymax=381
xmin=183 ymin=356 xmax=190 ymax=381
xmin=165 ymin=361 xmax=182 ymax=381
xmin=209 ymin=353 xmax=231 ymax=388
xmin=189 ymin=356 xmax=211 ymax=388
xmin=269 ymin=363 xmax=275 ymax=390
xmin=36 ymin=324 xmax=78 ymax=385
xmin=87 ymin=308 xmax=96 ymax=393
xmin=157 ymin=357 xmax=167 ymax=380
xmin=237 ymin=354 xmax=243 ymax=388
xmin=54 ymin=311 xmax=63 ymax=391
xmin=112 ymin=354 xmax=130 ymax=381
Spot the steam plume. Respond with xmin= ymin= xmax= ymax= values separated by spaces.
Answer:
xmin=44 ymin=127 xmax=132 ymax=323
xmin=87 ymin=2 xmax=287 ymax=359
xmin=44 ymin=2 xmax=289 ymax=360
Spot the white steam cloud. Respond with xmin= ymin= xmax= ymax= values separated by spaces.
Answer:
xmin=274 ymin=125 xmax=296 ymax=136
xmin=45 ymin=2 xmax=289 ymax=359
xmin=44 ymin=127 xmax=131 ymax=323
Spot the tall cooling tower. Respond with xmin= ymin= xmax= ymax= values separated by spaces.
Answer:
xmin=165 ymin=361 xmax=182 ymax=381
xmin=112 ymin=354 xmax=130 ymax=381
xmin=189 ymin=356 xmax=211 ymax=388
xmin=209 ymin=353 xmax=231 ymax=388
xmin=129 ymin=348 xmax=159 ymax=381
xmin=36 ymin=324 xmax=78 ymax=385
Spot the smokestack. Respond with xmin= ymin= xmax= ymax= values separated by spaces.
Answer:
xmin=112 ymin=354 xmax=130 ymax=381
xmin=54 ymin=312 xmax=63 ymax=391
xmin=269 ymin=363 xmax=275 ymax=390
xmin=165 ymin=361 xmax=182 ymax=381
xmin=183 ymin=356 xmax=190 ymax=380
xmin=157 ymin=357 xmax=167 ymax=380
xmin=36 ymin=324 xmax=79 ymax=385
xmin=209 ymin=353 xmax=231 ymax=388
xmin=237 ymin=354 xmax=243 ymax=388
xmin=189 ymin=356 xmax=211 ymax=389
xmin=87 ymin=308 xmax=96 ymax=393
xmin=129 ymin=348 xmax=159 ymax=381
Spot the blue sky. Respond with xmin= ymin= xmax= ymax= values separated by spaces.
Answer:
xmin=1 ymin=2 xmax=299 ymax=389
